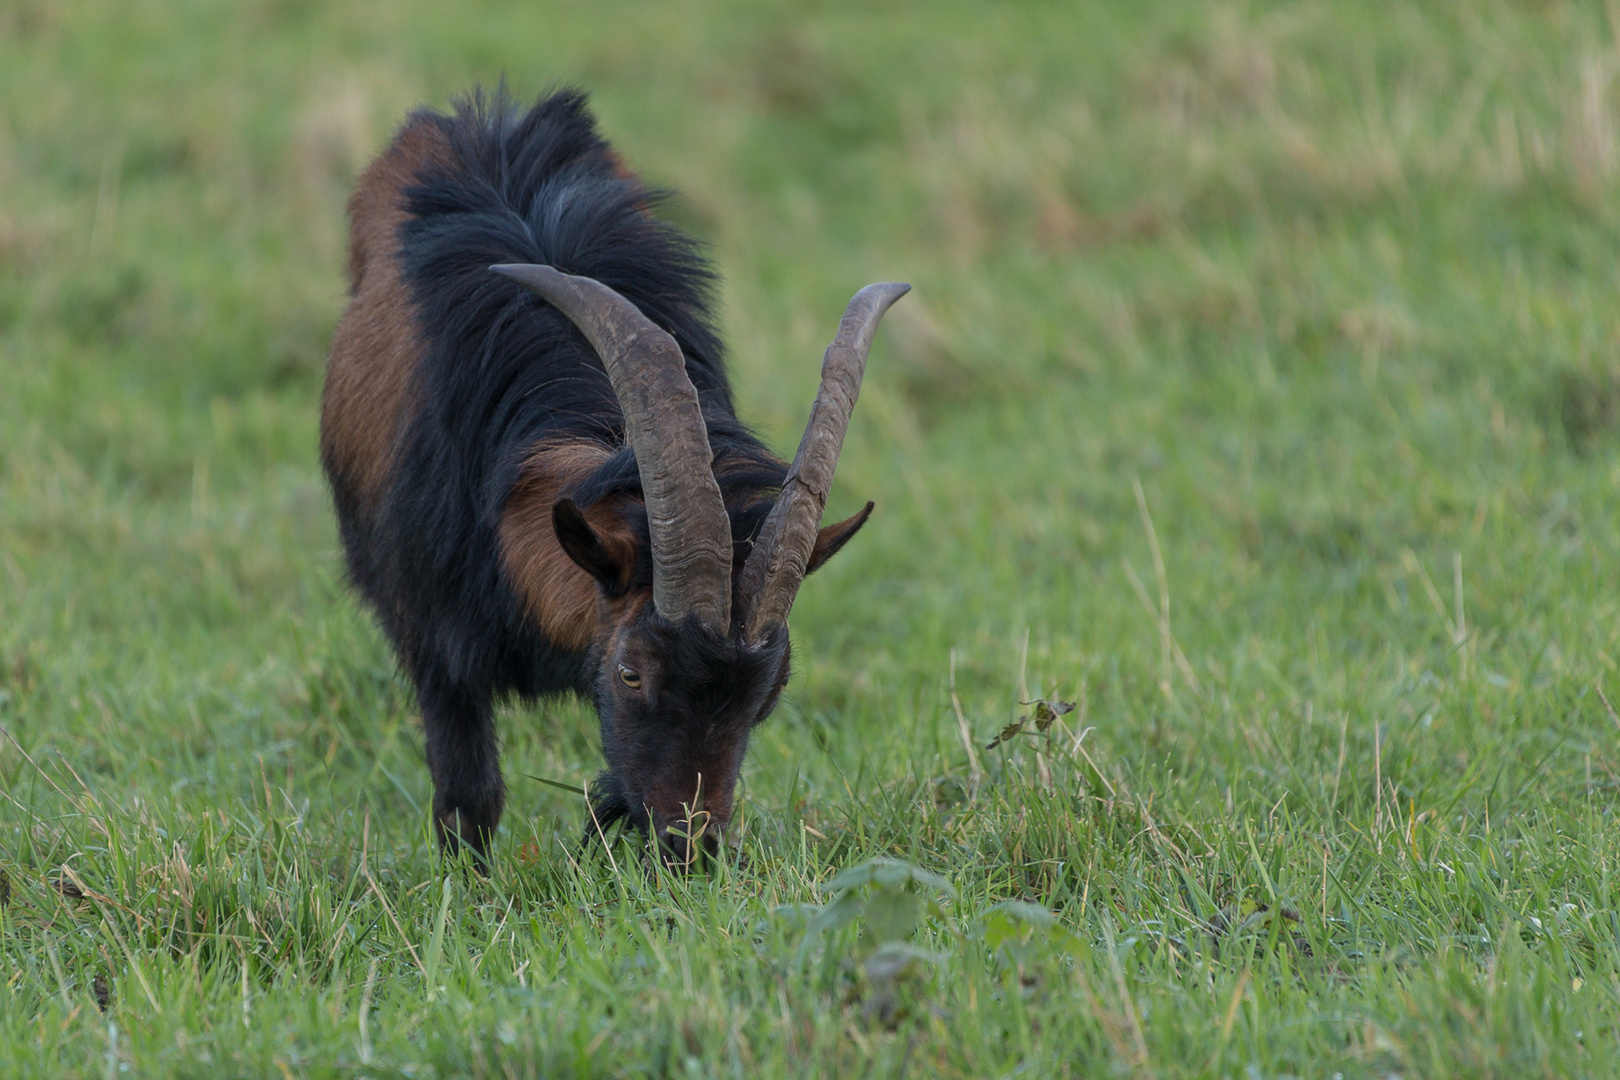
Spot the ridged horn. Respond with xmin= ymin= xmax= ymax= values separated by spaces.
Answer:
xmin=491 ymin=264 xmax=732 ymax=630
xmin=737 ymin=281 xmax=909 ymax=643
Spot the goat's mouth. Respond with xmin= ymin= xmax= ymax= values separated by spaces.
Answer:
xmin=582 ymin=783 xmax=729 ymax=872
xmin=656 ymin=818 xmax=722 ymax=871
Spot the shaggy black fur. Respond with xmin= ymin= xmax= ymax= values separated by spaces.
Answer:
xmin=327 ymin=88 xmax=797 ymax=863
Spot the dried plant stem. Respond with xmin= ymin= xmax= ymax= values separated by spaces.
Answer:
xmin=1133 ymin=475 xmax=1174 ymax=702
xmin=949 ymin=649 xmax=983 ymax=787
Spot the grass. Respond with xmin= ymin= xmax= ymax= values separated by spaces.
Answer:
xmin=3 ymin=0 xmax=1620 ymax=1075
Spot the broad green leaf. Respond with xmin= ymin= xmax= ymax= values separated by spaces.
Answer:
xmin=806 ymin=890 xmax=864 ymax=938
xmin=822 ymin=858 xmax=955 ymax=898
xmin=863 ymin=942 xmax=940 ymax=987
xmin=985 ymin=900 xmax=1056 ymax=929
xmin=861 ymin=889 xmax=923 ymax=946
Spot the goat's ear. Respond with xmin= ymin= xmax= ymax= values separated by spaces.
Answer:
xmin=806 ymin=501 xmax=874 ymax=575
xmin=554 ymin=498 xmax=635 ymax=594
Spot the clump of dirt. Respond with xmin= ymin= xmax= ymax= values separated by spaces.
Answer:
xmin=1549 ymin=364 xmax=1620 ymax=452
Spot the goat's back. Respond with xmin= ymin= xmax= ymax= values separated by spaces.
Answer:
xmin=319 ymin=89 xmax=734 ymax=697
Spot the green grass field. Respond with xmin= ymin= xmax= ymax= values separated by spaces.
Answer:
xmin=3 ymin=1 xmax=1620 ymax=1075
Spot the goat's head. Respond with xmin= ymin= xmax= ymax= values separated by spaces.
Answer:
xmin=491 ymin=264 xmax=906 ymax=865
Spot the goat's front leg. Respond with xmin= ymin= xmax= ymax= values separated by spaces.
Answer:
xmin=414 ymin=671 xmax=504 ymax=867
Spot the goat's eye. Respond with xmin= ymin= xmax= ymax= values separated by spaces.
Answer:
xmin=617 ymin=664 xmax=642 ymax=690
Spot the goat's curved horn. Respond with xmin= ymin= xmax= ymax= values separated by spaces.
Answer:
xmin=738 ymin=282 xmax=909 ymax=643
xmin=492 ymin=264 xmax=732 ymax=630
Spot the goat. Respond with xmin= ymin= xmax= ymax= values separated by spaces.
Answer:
xmin=320 ymin=88 xmax=905 ymax=865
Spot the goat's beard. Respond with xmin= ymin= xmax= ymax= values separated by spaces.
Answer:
xmin=582 ymin=770 xmax=631 ymax=847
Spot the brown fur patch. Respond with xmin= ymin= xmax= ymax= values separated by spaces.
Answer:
xmin=604 ymin=149 xmax=637 ymax=183
xmin=320 ymin=113 xmax=456 ymax=512
xmin=499 ymin=440 xmax=640 ymax=651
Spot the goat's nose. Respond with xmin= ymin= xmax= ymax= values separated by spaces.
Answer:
xmin=657 ymin=826 xmax=719 ymax=870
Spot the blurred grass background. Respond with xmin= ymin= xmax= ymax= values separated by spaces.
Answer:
xmin=2 ymin=1 xmax=1620 ymax=1076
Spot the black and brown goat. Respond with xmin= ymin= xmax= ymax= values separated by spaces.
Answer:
xmin=320 ymin=89 xmax=905 ymax=864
